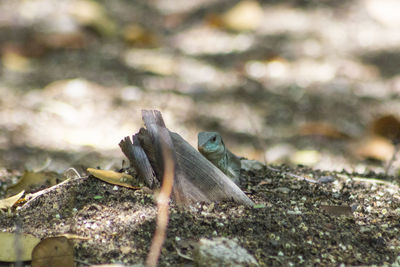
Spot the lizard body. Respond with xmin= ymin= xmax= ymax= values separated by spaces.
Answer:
xmin=197 ymin=132 xmax=241 ymax=185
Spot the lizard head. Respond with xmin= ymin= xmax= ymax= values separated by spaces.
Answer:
xmin=197 ymin=132 xmax=225 ymax=155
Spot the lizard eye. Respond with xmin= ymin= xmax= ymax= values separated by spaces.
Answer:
xmin=211 ymin=136 xmax=217 ymax=142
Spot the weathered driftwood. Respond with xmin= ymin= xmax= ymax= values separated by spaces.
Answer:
xmin=119 ymin=110 xmax=254 ymax=206
xmin=119 ymin=135 xmax=158 ymax=189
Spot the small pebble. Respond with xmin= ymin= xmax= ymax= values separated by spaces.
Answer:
xmin=318 ymin=176 xmax=336 ymax=184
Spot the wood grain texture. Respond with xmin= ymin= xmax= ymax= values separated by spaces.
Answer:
xmin=120 ymin=109 xmax=254 ymax=206
xmin=119 ymin=135 xmax=158 ymax=188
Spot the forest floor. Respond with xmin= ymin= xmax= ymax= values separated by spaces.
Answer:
xmin=1 ymin=0 xmax=400 ymax=266
xmin=0 ymin=163 xmax=399 ymax=266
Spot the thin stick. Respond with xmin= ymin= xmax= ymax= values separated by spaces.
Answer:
xmin=146 ymin=143 xmax=175 ymax=267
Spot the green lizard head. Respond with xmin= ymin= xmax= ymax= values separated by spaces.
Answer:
xmin=197 ymin=132 xmax=225 ymax=156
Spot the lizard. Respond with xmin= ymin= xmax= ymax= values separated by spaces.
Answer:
xmin=197 ymin=132 xmax=241 ymax=185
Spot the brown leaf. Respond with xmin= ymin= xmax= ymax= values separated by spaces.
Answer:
xmin=7 ymin=171 xmax=61 ymax=195
xmin=122 ymin=24 xmax=158 ymax=47
xmin=0 ymin=232 xmax=40 ymax=262
xmin=34 ymin=32 xmax=87 ymax=50
xmin=298 ymin=121 xmax=350 ymax=139
xmin=355 ymin=136 xmax=394 ymax=161
xmin=87 ymin=168 xmax=140 ymax=189
xmin=32 ymin=237 xmax=75 ymax=267
xmin=205 ymin=14 xmax=224 ymax=28
xmin=371 ymin=114 xmax=400 ymax=144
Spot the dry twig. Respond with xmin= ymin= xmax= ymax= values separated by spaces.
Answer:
xmin=146 ymin=142 xmax=175 ymax=267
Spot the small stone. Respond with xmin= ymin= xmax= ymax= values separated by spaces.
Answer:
xmin=318 ymin=176 xmax=335 ymax=183
xmin=194 ymin=237 xmax=259 ymax=267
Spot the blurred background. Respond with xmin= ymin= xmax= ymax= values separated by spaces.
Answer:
xmin=1 ymin=0 xmax=400 ymax=177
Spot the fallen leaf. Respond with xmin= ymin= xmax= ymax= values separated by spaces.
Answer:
xmin=221 ymin=0 xmax=264 ymax=31
xmin=0 ymin=41 xmax=47 ymax=58
xmin=205 ymin=13 xmax=224 ymax=28
xmin=32 ymin=237 xmax=75 ymax=267
xmin=122 ymin=24 xmax=158 ymax=47
xmin=320 ymin=205 xmax=353 ymax=217
xmin=0 ymin=190 xmax=25 ymax=210
xmin=34 ymin=32 xmax=87 ymax=50
xmin=7 ymin=171 xmax=61 ymax=195
xmin=298 ymin=122 xmax=350 ymax=139
xmin=355 ymin=135 xmax=394 ymax=161
xmin=87 ymin=168 xmax=139 ymax=189
xmin=371 ymin=114 xmax=400 ymax=144
xmin=0 ymin=232 xmax=40 ymax=262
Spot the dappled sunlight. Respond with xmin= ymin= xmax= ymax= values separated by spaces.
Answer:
xmin=0 ymin=0 xmax=400 ymax=175
xmin=0 ymin=1 xmax=400 ymax=266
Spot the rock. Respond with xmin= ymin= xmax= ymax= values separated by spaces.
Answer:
xmin=193 ymin=237 xmax=259 ymax=267
xmin=317 ymin=176 xmax=335 ymax=184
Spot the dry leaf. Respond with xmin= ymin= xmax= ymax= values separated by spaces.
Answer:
xmin=7 ymin=171 xmax=61 ymax=195
xmin=0 ymin=232 xmax=40 ymax=262
xmin=32 ymin=237 xmax=75 ymax=267
xmin=34 ymin=32 xmax=87 ymax=50
xmin=355 ymin=136 xmax=394 ymax=161
xmin=205 ymin=14 xmax=224 ymax=28
xmin=371 ymin=114 xmax=400 ymax=144
xmin=221 ymin=0 xmax=264 ymax=31
xmin=320 ymin=205 xmax=353 ymax=217
xmin=0 ymin=190 xmax=25 ymax=210
xmin=87 ymin=168 xmax=139 ymax=189
xmin=122 ymin=24 xmax=158 ymax=47
xmin=298 ymin=122 xmax=350 ymax=139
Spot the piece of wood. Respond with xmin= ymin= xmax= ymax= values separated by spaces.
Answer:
xmin=120 ymin=109 xmax=254 ymax=206
xmin=119 ymin=135 xmax=158 ymax=188
xmin=170 ymin=131 xmax=254 ymax=206
xmin=142 ymin=110 xmax=177 ymax=180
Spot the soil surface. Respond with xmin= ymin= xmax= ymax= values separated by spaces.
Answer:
xmin=1 ymin=164 xmax=400 ymax=266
